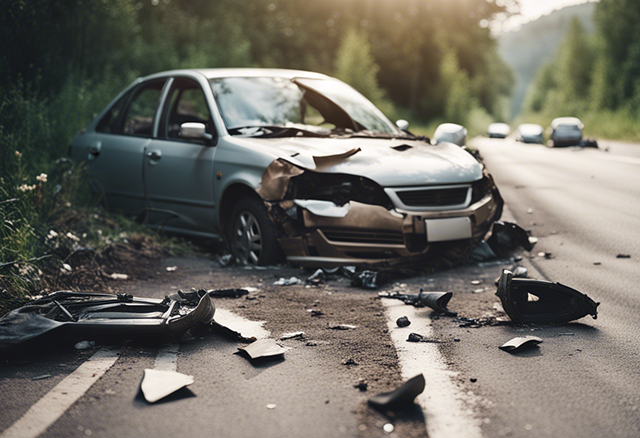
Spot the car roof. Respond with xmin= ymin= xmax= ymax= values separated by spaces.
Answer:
xmin=551 ymin=117 xmax=583 ymax=129
xmin=141 ymin=68 xmax=332 ymax=82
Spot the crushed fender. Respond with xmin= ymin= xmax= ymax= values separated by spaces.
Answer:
xmin=499 ymin=336 xmax=543 ymax=353
xmin=238 ymin=338 xmax=289 ymax=360
xmin=379 ymin=290 xmax=457 ymax=316
xmin=0 ymin=290 xmax=215 ymax=351
xmin=140 ymin=369 xmax=194 ymax=403
xmin=496 ymin=270 xmax=600 ymax=324
xmin=368 ymin=374 xmax=425 ymax=411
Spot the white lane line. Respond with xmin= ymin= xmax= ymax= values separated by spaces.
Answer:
xmin=382 ymin=300 xmax=482 ymax=438
xmin=214 ymin=307 xmax=270 ymax=339
xmin=0 ymin=347 xmax=120 ymax=438
xmin=154 ymin=344 xmax=180 ymax=372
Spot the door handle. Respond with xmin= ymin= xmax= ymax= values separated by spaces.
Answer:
xmin=146 ymin=150 xmax=162 ymax=161
xmin=88 ymin=141 xmax=101 ymax=159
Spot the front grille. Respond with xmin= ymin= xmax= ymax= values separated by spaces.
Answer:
xmin=320 ymin=228 xmax=404 ymax=245
xmin=396 ymin=187 xmax=469 ymax=207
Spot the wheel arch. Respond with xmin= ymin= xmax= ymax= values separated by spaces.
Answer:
xmin=219 ymin=183 xmax=264 ymax=237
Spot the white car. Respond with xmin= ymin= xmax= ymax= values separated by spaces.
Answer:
xmin=487 ymin=122 xmax=511 ymax=139
xmin=70 ymin=68 xmax=503 ymax=267
xmin=515 ymin=124 xmax=544 ymax=144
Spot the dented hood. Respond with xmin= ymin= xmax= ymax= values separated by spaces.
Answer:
xmin=254 ymin=137 xmax=483 ymax=186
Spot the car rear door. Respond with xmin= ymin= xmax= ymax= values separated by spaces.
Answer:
xmin=81 ymin=79 xmax=167 ymax=215
xmin=142 ymin=76 xmax=217 ymax=235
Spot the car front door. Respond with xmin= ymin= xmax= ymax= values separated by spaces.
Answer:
xmin=143 ymin=77 xmax=217 ymax=235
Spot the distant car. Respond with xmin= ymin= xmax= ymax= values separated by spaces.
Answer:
xmin=70 ymin=68 xmax=503 ymax=267
xmin=487 ymin=123 xmax=510 ymax=139
xmin=432 ymin=123 xmax=467 ymax=146
xmin=550 ymin=117 xmax=583 ymax=147
xmin=515 ymin=124 xmax=544 ymax=144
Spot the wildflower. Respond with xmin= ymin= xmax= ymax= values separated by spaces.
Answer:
xmin=66 ymin=232 xmax=80 ymax=241
xmin=65 ymin=202 xmax=72 ymax=208
xmin=46 ymin=230 xmax=59 ymax=241
xmin=17 ymin=184 xmax=36 ymax=192
xmin=15 ymin=150 xmax=21 ymax=157
xmin=36 ymin=173 xmax=48 ymax=183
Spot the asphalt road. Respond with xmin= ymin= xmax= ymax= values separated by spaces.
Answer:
xmin=449 ymin=136 xmax=640 ymax=438
xmin=1 ymin=136 xmax=638 ymax=438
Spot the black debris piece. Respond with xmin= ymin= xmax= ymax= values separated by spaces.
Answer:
xmin=237 ymin=339 xmax=289 ymax=360
xmin=351 ymin=270 xmax=379 ymax=289
xmin=496 ymin=270 xmax=600 ymax=324
xmin=344 ymin=358 xmax=358 ymax=366
xmin=210 ymin=321 xmax=256 ymax=343
xmin=499 ymin=336 xmax=543 ymax=353
xmin=495 ymin=265 xmax=528 ymax=285
xmin=407 ymin=333 xmax=443 ymax=343
xmin=0 ymin=290 xmax=215 ymax=351
xmin=329 ymin=324 xmax=357 ymax=330
xmin=487 ymin=221 xmax=536 ymax=256
xmin=280 ymin=331 xmax=305 ymax=340
xmin=456 ymin=316 xmax=509 ymax=328
xmin=379 ymin=290 xmax=457 ymax=316
xmin=368 ymin=374 xmax=425 ymax=411
xmin=354 ymin=380 xmax=368 ymax=391
xmin=616 ymin=254 xmax=631 ymax=259
xmin=140 ymin=369 xmax=194 ymax=403
xmin=396 ymin=316 xmax=411 ymax=327
xmin=306 ymin=269 xmax=326 ymax=286
xmin=218 ymin=254 xmax=235 ymax=267
xmin=207 ymin=288 xmax=249 ymax=298
xmin=308 ymin=309 xmax=324 ymax=317
xmin=580 ymin=138 xmax=598 ymax=148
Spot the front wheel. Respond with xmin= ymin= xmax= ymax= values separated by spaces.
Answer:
xmin=226 ymin=197 xmax=282 ymax=266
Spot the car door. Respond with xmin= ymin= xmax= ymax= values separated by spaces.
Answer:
xmin=143 ymin=77 xmax=217 ymax=235
xmin=83 ymin=79 xmax=167 ymax=215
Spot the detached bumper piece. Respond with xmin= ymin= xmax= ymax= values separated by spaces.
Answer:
xmin=496 ymin=270 xmax=599 ymax=324
xmin=0 ymin=290 xmax=215 ymax=351
xmin=368 ymin=374 xmax=425 ymax=412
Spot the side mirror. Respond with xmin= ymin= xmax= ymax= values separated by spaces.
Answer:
xmin=395 ymin=119 xmax=409 ymax=131
xmin=179 ymin=122 xmax=213 ymax=142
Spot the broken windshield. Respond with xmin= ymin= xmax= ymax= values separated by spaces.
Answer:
xmin=210 ymin=76 xmax=400 ymax=136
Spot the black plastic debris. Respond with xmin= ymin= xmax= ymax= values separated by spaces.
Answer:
xmin=140 ymin=369 xmax=194 ymax=403
xmin=206 ymin=288 xmax=249 ymax=298
xmin=351 ymin=270 xmax=378 ymax=289
xmin=368 ymin=374 xmax=425 ymax=411
xmin=218 ymin=254 xmax=235 ymax=267
xmin=487 ymin=221 xmax=536 ymax=256
xmin=496 ymin=270 xmax=599 ymax=324
xmin=616 ymin=254 xmax=631 ymax=259
xmin=306 ymin=269 xmax=326 ymax=286
xmin=379 ymin=290 xmax=457 ymax=316
xmin=396 ymin=316 xmax=411 ymax=327
xmin=0 ymin=290 xmax=215 ymax=351
xmin=407 ymin=333 xmax=443 ymax=343
xmin=499 ymin=336 xmax=543 ymax=353
xmin=344 ymin=358 xmax=358 ymax=366
xmin=494 ymin=265 xmax=528 ymax=285
xmin=354 ymin=380 xmax=368 ymax=391
xmin=238 ymin=339 xmax=289 ymax=360
xmin=329 ymin=324 xmax=357 ymax=330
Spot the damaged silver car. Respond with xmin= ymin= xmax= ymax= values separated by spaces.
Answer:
xmin=70 ymin=69 xmax=503 ymax=267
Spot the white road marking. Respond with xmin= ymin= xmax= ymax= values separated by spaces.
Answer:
xmin=382 ymin=300 xmax=483 ymax=438
xmin=154 ymin=344 xmax=180 ymax=372
xmin=0 ymin=347 xmax=120 ymax=438
xmin=214 ymin=307 xmax=270 ymax=339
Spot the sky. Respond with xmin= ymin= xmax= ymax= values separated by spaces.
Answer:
xmin=497 ymin=0 xmax=599 ymax=33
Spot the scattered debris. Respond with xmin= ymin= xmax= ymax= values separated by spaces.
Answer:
xmin=470 ymin=378 xmax=477 ymax=383
xmin=457 ymin=316 xmax=509 ymax=328
xmin=274 ymin=277 xmax=302 ymax=286
xmin=266 ymin=403 xmax=277 ymax=410
xmin=354 ymin=380 xmax=368 ymax=391
xmin=217 ymin=254 xmax=235 ymax=267
xmin=471 ymin=280 xmax=482 ymax=285
xmin=166 ymin=266 xmax=177 ymax=272
xmin=74 ymin=340 xmax=95 ymax=350
xmin=0 ymin=290 xmax=215 ymax=350
xmin=527 ymin=208 xmax=533 ymax=214
xmin=140 ymin=369 xmax=194 ymax=403
xmin=109 ymin=273 xmax=128 ymax=280
xmin=495 ymin=265 xmax=528 ymax=285
xmin=343 ymin=358 xmax=358 ymax=366
xmin=238 ymin=339 xmax=289 ymax=360
xmin=305 ymin=341 xmax=318 ymax=347
xmin=307 ymin=309 xmax=324 ymax=317
xmin=210 ymin=321 xmax=256 ymax=343
xmin=280 ymin=332 xmax=304 ymax=340
xmin=407 ymin=333 xmax=444 ymax=343
xmin=616 ymin=254 xmax=631 ymax=259
xmin=206 ymin=288 xmax=249 ymax=298
xmin=473 ymin=288 xmax=485 ymax=294
xmin=537 ymin=251 xmax=553 ymax=259
xmin=558 ymin=333 xmax=575 ymax=336
xmin=383 ymin=423 xmax=395 ymax=434
xmin=396 ymin=316 xmax=411 ymax=327
xmin=368 ymin=374 xmax=425 ymax=411
xmin=499 ymin=336 xmax=543 ymax=353
xmin=32 ymin=374 xmax=51 ymax=381
xmin=593 ymin=262 xmax=601 ymax=266
xmin=350 ymin=270 xmax=379 ymax=289
xmin=379 ymin=290 xmax=457 ymax=316
xmin=496 ymin=270 xmax=599 ymax=324
xmin=329 ymin=324 xmax=357 ymax=330
xmin=486 ymin=221 xmax=536 ymax=256
xmin=305 ymin=269 xmax=325 ymax=286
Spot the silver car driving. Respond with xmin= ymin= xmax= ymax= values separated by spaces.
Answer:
xmin=70 ymin=69 xmax=503 ymax=267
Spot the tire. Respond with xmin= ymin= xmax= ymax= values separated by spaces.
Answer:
xmin=226 ymin=197 xmax=282 ymax=266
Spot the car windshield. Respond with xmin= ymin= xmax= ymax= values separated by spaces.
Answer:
xmin=209 ymin=76 xmax=400 ymax=136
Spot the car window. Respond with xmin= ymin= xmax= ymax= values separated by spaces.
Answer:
xmin=162 ymin=79 xmax=214 ymax=142
xmin=121 ymin=81 xmax=165 ymax=137
xmin=96 ymin=90 xmax=131 ymax=134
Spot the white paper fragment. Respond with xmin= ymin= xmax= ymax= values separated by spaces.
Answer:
xmin=140 ymin=369 xmax=194 ymax=403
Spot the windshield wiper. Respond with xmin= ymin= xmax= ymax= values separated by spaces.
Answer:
xmin=227 ymin=125 xmax=330 ymax=138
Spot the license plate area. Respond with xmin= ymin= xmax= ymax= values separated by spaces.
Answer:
xmin=425 ymin=217 xmax=472 ymax=242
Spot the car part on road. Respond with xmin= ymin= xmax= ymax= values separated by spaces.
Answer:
xmin=499 ymin=336 xmax=543 ymax=353
xmin=406 ymin=333 xmax=444 ymax=343
xmin=205 ymin=288 xmax=249 ymax=298
xmin=494 ymin=265 xmax=528 ymax=285
xmin=305 ymin=268 xmax=325 ymax=285
xmin=237 ymin=338 xmax=289 ymax=360
xmin=328 ymin=324 xmax=357 ymax=330
xmin=273 ymin=277 xmax=302 ymax=286
xmin=368 ymin=374 xmax=425 ymax=411
xmin=379 ymin=290 xmax=457 ymax=316
xmin=396 ymin=316 xmax=411 ymax=327
xmin=280 ymin=331 xmax=305 ymax=340
xmin=487 ymin=221 xmax=536 ymax=256
xmin=0 ymin=290 xmax=215 ymax=351
xmin=496 ymin=270 xmax=600 ymax=324
xmin=140 ymin=369 xmax=195 ymax=403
